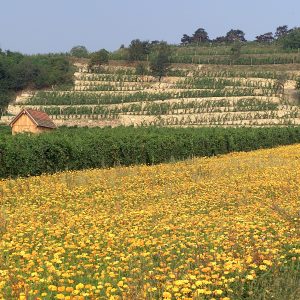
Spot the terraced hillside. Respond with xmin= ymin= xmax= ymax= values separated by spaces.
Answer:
xmin=4 ymin=59 xmax=300 ymax=128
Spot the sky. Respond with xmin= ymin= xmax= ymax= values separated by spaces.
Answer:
xmin=0 ymin=0 xmax=299 ymax=54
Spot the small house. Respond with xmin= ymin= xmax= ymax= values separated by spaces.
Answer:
xmin=10 ymin=108 xmax=56 ymax=135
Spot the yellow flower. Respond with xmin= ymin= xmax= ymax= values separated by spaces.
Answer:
xmin=263 ymin=260 xmax=272 ymax=266
xmin=195 ymin=280 xmax=203 ymax=287
xmin=181 ymin=287 xmax=191 ymax=294
xmin=48 ymin=285 xmax=57 ymax=291
xmin=163 ymin=291 xmax=172 ymax=299
xmin=76 ymin=283 xmax=84 ymax=290
xmin=117 ymin=281 xmax=124 ymax=287
xmin=214 ymin=289 xmax=223 ymax=295
xmin=259 ymin=265 xmax=267 ymax=271
xmin=246 ymin=275 xmax=254 ymax=280
xmin=64 ymin=287 xmax=72 ymax=293
xmin=19 ymin=293 xmax=26 ymax=300
xmin=201 ymin=267 xmax=211 ymax=273
xmin=197 ymin=289 xmax=205 ymax=294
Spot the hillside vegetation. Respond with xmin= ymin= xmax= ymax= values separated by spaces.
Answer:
xmin=2 ymin=25 xmax=300 ymax=128
xmin=4 ymin=42 xmax=300 ymax=128
xmin=0 ymin=51 xmax=73 ymax=116
xmin=0 ymin=144 xmax=299 ymax=299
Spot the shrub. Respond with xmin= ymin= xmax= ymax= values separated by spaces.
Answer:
xmin=1 ymin=126 xmax=300 ymax=178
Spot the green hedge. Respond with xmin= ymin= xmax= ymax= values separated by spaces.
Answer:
xmin=1 ymin=126 xmax=300 ymax=178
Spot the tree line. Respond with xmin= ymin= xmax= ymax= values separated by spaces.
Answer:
xmin=180 ymin=25 xmax=300 ymax=47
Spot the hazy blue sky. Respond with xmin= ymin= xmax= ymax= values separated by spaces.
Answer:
xmin=0 ymin=0 xmax=299 ymax=54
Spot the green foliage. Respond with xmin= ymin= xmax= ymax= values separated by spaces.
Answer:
xmin=296 ymin=78 xmax=300 ymax=104
xmin=275 ymin=25 xmax=290 ymax=39
xmin=0 ymin=125 xmax=10 ymax=135
xmin=104 ymin=42 xmax=300 ymax=65
xmin=230 ymin=42 xmax=243 ymax=61
xmin=225 ymin=29 xmax=246 ymax=42
xmin=0 ymin=50 xmax=74 ymax=112
xmin=109 ymin=47 xmax=129 ymax=60
xmin=135 ymin=63 xmax=148 ymax=75
xmin=128 ymin=39 xmax=150 ymax=61
xmin=255 ymin=32 xmax=274 ymax=43
xmin=149 ymin=42 xmax=171 ymax=80
xmin=70 ymin=45 xmax=89 ymax=58
xmin=231 ymin=260 xmax=300 ymax=300
xmin=192 ymin=28 xmax=209 ymax=43
xmin=181 ymin=34 xmax=192 ymax=45
xmin=89 ymin=49 xmax=109 ymax=67
xmin=1 ymin=126 xmax=300 ymax=178
xmin=296 ymin=78 xmax=300 ymax=90
xmin=0 ymin=90 xmax=14 ymax=115
xmin=281 ymin=28 xmax=300 ymax=49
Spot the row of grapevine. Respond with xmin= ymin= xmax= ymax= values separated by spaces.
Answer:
xmin=36 ymin=98 xmax=280 ymax=117
xmin=27 ymin=87 xmax=275 ymax=105
xmin=2 ymin=126 xmax=300 ymax=178
xmin=170 ymin=55 xmax=300 ymax=65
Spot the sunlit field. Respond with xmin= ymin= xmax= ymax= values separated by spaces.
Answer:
xmin=0 ymin=145 xmax=300 ymax=300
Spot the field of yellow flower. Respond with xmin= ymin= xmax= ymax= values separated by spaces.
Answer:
xmin=0 ymin=144 xmax=300 ymax=300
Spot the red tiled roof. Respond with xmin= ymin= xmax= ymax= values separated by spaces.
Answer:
xmin=10 ymin=108 xmax=56 ymax=129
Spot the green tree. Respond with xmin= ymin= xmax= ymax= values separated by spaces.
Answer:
xmin=89 ymin=49 xmax=109 ymax=67
xmin=10 ymin=57 xmax=40 ymax=90
xmin=230 ymin=42 xmax=242 ymax=61
xmin=128 ymin=39 xmax=150 ymax=61
xmin=70 ymin=45 xmax=89 ymax=58
xmin=281 ymin=28 xmax=300 ymax=49
xmin=225 ymin=29 xmax=246 ymax=42
xmin=213 ymin=36 xmax=227 ymax=43
xmin=180 ymin=34 xmax=192 ymax=45
xmin=149 ymin=42 xmax=171 ymax=81
xmin=192 ymin=28 xmax=209 ymax=44
xmin=275 ymin=25 xmax=289 ymax=39
xmin=255 ymin=32 xmax=274 ymax=43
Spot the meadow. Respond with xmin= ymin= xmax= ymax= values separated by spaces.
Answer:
xmin=0 ymin=144 xmax=299 ymax=299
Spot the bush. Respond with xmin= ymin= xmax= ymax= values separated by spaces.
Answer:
xmin=1 ymin=126 xmax=300 ymax=178
xmin=281 ymin=28 xmax=300 ymax=49
xmin=89 ymin=49 xmax=109 ymax=67
xmin=70 ymin=45 xmax=89 ymax=58
xmin=135 ymin=63 xmax=148 ymax=75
